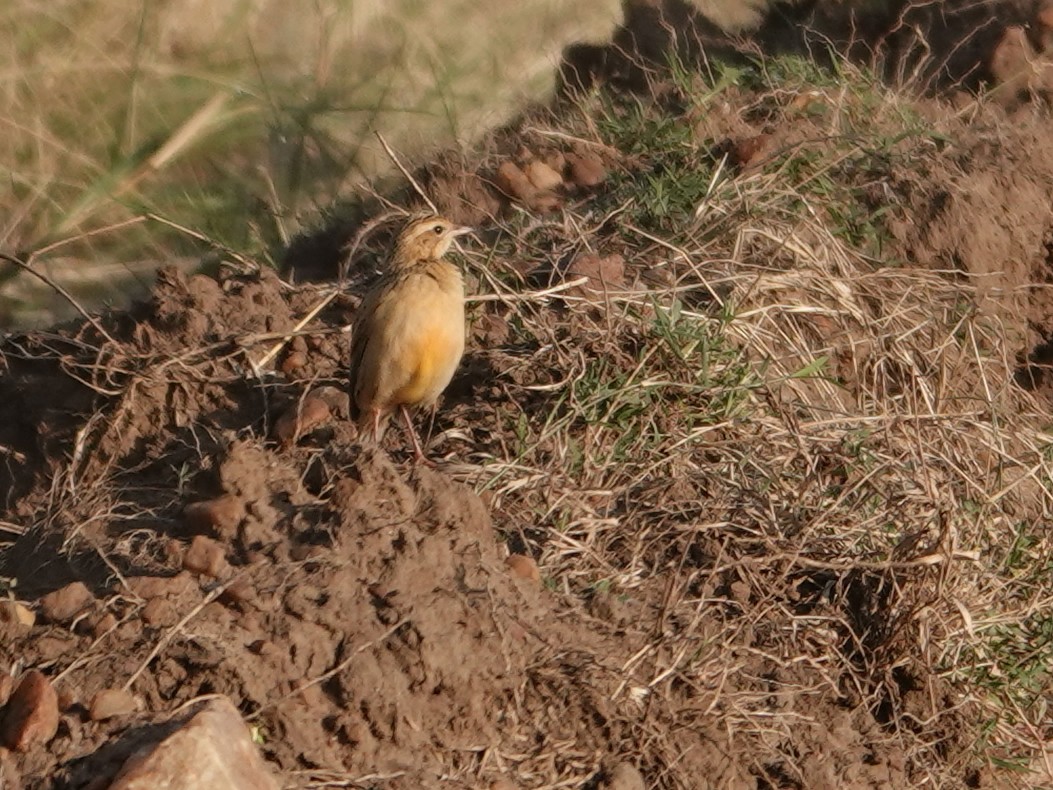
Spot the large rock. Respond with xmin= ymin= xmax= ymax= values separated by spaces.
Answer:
xmin=0 ymin=670 xmax=59 ymax=752
xmin=107 ymin=697 xmax=279 ymax=790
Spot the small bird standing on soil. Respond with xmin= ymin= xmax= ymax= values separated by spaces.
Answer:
xmin=348 ymin=214 xmax=472 ymax=463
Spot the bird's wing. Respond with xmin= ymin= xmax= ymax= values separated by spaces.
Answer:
xmin=347 ymin=273 xmax=396 ymax=419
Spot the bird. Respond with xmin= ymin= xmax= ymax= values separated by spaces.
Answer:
xmin=348 ymin=214 xmax=472 ymax=463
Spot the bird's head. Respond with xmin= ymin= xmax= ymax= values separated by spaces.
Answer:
xmin=391 ymin=214 xmax=472 ymax=268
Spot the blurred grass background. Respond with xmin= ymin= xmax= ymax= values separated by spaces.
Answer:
xmin=0 ymin=0 xmax=771 ymax=327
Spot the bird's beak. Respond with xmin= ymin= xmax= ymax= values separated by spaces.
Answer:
xmin=450 ymin=226 xmax=473 ymax=238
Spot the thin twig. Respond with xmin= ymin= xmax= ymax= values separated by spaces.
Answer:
xmin=123 ymin=576 xmax=240 ymax=691
xmin=467 ymin=277 xmax=589 ymax=304
xmin=252 ymin=290 xmax=340 ymax=373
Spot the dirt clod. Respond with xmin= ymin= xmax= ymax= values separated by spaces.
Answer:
xmin=494 ymin=159 xmax=563 ymax=212
xmin=38 ymin=582 xmax=95 ymax=625
xmin=182 ymin=535 xmax=227 ymax=577
xmin=565 ymin=253 xmax=626 ymax=298
xmin=279 ymin=350 xmax=307 ymax=374
xmin=91 ymin=612 xmax=118 ymax=639
xmin=274 ymin=393 xmax=332 ymax=446
xmin=524 ymin=160 xmax=564 ymax=192
xmin=184 ymin=495 xmax=244 ymax=539
xmin=127 ymin=573 xmax=194 ymax=601
xmin=140 ymin=597 xmax=178 ymax=627
xmin=495 ymin=161 xmax=534 ymax=203
xmin=565 ymin=152 xmax=606 ymax=188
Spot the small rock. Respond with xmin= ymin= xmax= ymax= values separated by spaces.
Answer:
xmin=39 ymin=581 xmax=95 ymax=624
xmin=182 ymin=535 xmax=227 ymax=578
xmin=274 ymin=394 xmax=332 ymax=446
xmin=0 ymin=671 xmax=13 ymax=707
xmin=279 ymin=350 xmax=307 ymax=375
xmin=107 ymin=696 xmax=280 ymax=790
xmin=602 ymin=761 xmax=646 ymax=790
xmin=184 ymin=495 xmax=243 ymax=538
xmin=127 ymin=573 xmax=194 ymax=601
xmin=0 ymin=670 xmax=59 ymax=752
xmin=0 ymin=600 xmax=36 ymax=628
xmin=505 ymin=554 xmax=541 ymax=584
xmin=566 ymin=152 xmax=606 ymax=188
xmin=524 ymin=160 xmax=564 ymax=192
xmin=89 ymin=688 xmax=139 ymax=721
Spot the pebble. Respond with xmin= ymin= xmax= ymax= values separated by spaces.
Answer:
xmin=89 ymin=689 xmax=140 ymax=721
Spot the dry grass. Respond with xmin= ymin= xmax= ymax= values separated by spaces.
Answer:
xmin=0 ymin=0 xmax=623 ymax=326
xmin=431 ymin=57 xmax=1053 ymax=786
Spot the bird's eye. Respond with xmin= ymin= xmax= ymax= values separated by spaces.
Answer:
xmin=433 ymin=225 xmax=444 ymax=235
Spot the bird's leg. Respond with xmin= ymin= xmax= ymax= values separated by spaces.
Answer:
xmin=371 ymin=408 xmax=382 ymax=443
xmin=401 ymin=405 xmax=434 ymax=466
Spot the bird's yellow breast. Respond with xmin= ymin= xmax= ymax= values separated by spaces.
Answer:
xmin=391 ymin=324 xmax=463 ymax=405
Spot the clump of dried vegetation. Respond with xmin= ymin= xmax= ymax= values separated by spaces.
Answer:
xmin=446 ymin=51 xmax=1053 ymax=786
